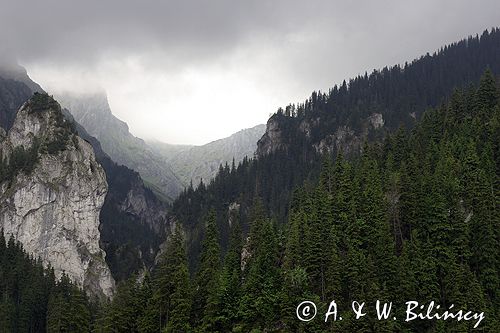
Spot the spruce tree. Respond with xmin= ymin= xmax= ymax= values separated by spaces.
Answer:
xmin=144 ymin=226 xmax=191 ymax=333
xmin=239 ymin=199 xmax=281 ymax=331
xmin=217 ymin=217 xmax=243 ymax=330
xmin=192 ymin=209 xmax=221 ymax=331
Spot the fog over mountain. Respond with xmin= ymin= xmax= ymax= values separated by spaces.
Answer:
xmin=149 ymin=124 xmax=266 ymax=186
xmin=2 ymin=0 xmax=499 ymax=144
xmin=56 ymin=92 xmax=184 ymax=201
xmin=57 ymin=91 xmax=265 ymax=199
xmin=0 ymin=0 xmax=499 ymax=330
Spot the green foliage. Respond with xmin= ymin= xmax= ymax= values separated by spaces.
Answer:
xmin=96 ymin=227 xmax=192 ymax=333
xmin=0 ymin=140 xmax=40 ymax=182
xmin=191 ymin=210 xmax=222 ymax=330
xmin=46 ymin=275 xmax=91 ymax=333
xmin=206 ymin=212 xmax=244 ymax=332
xmin=100 ymin=70 xmax=493 ymax=331
xmin=30 ymin=92 xmax=59 ymax=112
xmin=238 ymin=202 xmax=281 ymax=331
xmin=146 ymin=226 xmax=192 ymax=333
xmin=0 ymin=230 xmax=92 ymax=332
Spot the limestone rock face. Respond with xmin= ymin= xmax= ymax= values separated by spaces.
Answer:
xmin=256 ymin=116 xmax=287 ymax=156
xmin=368 ymin=113 xmax=384 ymax=129
xmin=0 ymin=95 xmax=115 ymax=299
xmin=118 ymin=177 xmax=168 ymax=235
xmin=56 ymin=92 xmax=183 ymax=202
xmin=257 ymin=111 xmax=386 ymax=158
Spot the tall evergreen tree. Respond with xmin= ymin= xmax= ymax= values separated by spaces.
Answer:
xmin=140 ymin=226 xmax=191 ymax=333
xmin=217 ymin=216 xmax=243 ymax=331
xmin=192 ymin=209 xmax=222 ymax=331
xmin=238 ymin=199 xmax=281 ymax=331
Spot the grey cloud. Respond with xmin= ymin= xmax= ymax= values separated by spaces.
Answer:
xmin=2 ymin=1 xmax=313 ymax=65
xmin=1 ymin=0 xmax=499 ymax=144
xmin=2 ymin=1 xmax=499 ymax=72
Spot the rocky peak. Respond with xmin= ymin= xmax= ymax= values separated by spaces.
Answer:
xmin=7 ymin=93 xmax=71 ymax=150
xmin=0 ymin=61 xmax=44 ymax=95
xmin=0 ymin=93 xmax=115 ymax=299
xmin=256 ymin=115 xmax=289 ymax=156
xmin=56 ymin=91 xmax=184 ymax=201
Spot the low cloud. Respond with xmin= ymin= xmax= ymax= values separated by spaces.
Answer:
xmin=1 ymin=0 xmax=499 ymax=144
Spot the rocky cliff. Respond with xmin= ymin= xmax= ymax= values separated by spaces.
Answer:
xmin=56 ymin=92 xmax=183 ymax=202
xmin=257 ymin=112 xmax=384 ymax=158
xmin=0 ymin=94 xmax=114 ymax=298
xmin=257 ymin=29 xmax=500 ymax=159
xmin=0 ymin=63 xmax=171 ymax=284
xmin=60 ymin=109 xmax=170 ymax=282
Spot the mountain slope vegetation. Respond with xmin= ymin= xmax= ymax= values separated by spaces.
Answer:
xmin=171 ymin=28 xmax=500 ymax=265
xmin=149 ymin=124 xmax=265 ymax=186
xmin=0 ymin=68 xmax=170 ymax=283
xmin=101 ymin=69 xmax=500 ymax=333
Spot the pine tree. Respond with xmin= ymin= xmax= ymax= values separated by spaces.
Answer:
xmin=358 ymin=155 xmax=397 ymax=299
xmin=476 ymin=68 xmax=499 ymax=112
xmin=217 ymin=217 xmax=243 ymax=330
xmin=144 ymin=226 xmax=191 ymax=333
xmin=99 ymin=278 xmax=140 ymax=333
xmin=239 ymin=199 xmax=281 ymax=331
xmin=191 ymin=209 xmax=221 ymax=331
xmin=46 ymin=274 xmax=91 ymax=333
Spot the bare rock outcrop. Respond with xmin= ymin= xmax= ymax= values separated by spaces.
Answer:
xmin=0 ymin=94 xmax=114 ymax=299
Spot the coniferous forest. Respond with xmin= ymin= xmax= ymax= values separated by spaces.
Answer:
xmin=0 ymin=231 xmax=94 ymax=332
xmin=172 ymin=29 xmax=500 ymax=271
xmin=0 ymin=30 xmax=499 ymax=333
xmin=93 ymin=70 xmax=499 ymax=332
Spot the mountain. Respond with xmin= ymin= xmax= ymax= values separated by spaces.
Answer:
xmin=256 ymin=28 xmax=500 ymax=159
xmin=1 ymin=26 xmax=499 ymax=332
xmin=56 ymin=92 xmax=184 ymax=202
xmin=100 ymin=56 xmax=500 ymax=333
xmin=0 ymin=65 xmax=171 ymax=283
xmin=0 ymin=93 xmax=114 ymax=298
xmin=0 ymin=63 xmax=44 ymax=131
xmin=170 ymin=28 xmax=500 ymax=266
xmin=58 ymin=92 xmax=265 ymax=196
xmin=0 ymin=61 xmax=43 ymax=95
xmin=61 ymin=110 xmax=171 ymax=281
xmin=149 ymin=124 xmax=265 ymax=186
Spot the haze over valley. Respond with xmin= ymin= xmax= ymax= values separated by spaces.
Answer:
xmin=0 ymin=1 xmax=499 ymax=332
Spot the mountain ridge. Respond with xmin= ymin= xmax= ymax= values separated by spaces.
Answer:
xmin=257 ymin=28 xmax=500 ymax=159
xmin=149 ymin=124 xmax=265 ymax=186
xmin=0 ymin=64 xmax=171 ymax=283
xmin=56 ymin=92 xmax=184 ymax=202
xmin=170 ymin=28 xmax=500 ymax=270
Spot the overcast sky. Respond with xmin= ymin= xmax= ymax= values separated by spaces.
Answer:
xmin=1 ymin=1 xmax=499 ymax=144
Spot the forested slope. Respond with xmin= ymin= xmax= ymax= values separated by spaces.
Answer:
xmin=0 ymin=231 xmax=94 ymax=332
xmin=100 ymin=69 xmax=499 ymax=333
xmin=172 ymin=29 xmax=500 ymax=267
